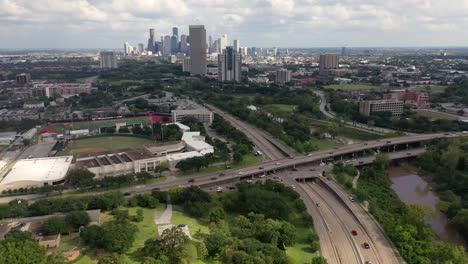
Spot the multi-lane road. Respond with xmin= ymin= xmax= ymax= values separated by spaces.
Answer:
xmin=205 ymin=103 xmax=297 ymax=160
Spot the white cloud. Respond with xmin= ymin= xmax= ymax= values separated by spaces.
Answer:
xmin=0 ymin=0 xmax=467 ymax=48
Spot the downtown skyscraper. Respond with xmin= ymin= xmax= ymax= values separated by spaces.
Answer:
xmin=147 ymin=28 xmax=156 ymax=53
xmin=189 ymin=25 xmax=207 ymax=76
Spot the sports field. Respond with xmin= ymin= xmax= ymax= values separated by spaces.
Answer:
xmin=59 ymin=136 xmax=152 ymax=156
xmin=325 ymin=84 xmax=378 ymax=90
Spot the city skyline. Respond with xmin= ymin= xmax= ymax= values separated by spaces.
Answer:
xmin=2 ymin=0 xmax=468 ymax=49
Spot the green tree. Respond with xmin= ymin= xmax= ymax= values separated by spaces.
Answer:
xmin=65 ymin=211 xmax=91 ymax=230
xmin=142 ymin=226 xmax=190 ymax=262
xmin=65 ymin=168 xmax=95 ymax=188
xmin=98 ymin=253 xmax=124 ymax=264
xmin=4 ymin=230 xmax=33 ymax=242
xmin=41 ymin=216 xmax=68 ymax=235
xmin=0 ymin=239 xmax=67 ymax=264
xmin=311 ymin=256 xmax=328 ymax=264
xmin=450 ymin=209 xmax=468 ymax=239
xmin=373 ymin=154 xmax=390 ymax=171
xmin=209 ymin=207 xmax=226 ymax=223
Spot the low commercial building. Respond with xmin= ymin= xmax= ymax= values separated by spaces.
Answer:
xmin=359 ymin=100 xmax=404 ymax=117
xmin=0 ymin=156 xmax=73 ymax=191
xmin=171 ymin=109 xmax=213 ymax=124
xmin=76 ymin=131 xmax=214 ymax=177
xmin=33 ymin=83 xmax=93 ymax=98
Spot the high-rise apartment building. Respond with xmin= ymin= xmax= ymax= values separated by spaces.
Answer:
xmin=147 ymin=28 xmax=155 ymax=53
xmin=341 ymin=47 xmax=347 ymax=56
xmin=233 ymin=39 xmax=240 ymax=53
xmin=100 ymin=51 xmax=118 ymax=69
xmin=163 ymin=35 xmax=172 ymax=56
xmin=15 ymin=73 xmax=31 ymax=85
xmin=189 ymin=25 xmax=207 ymax=76
xmin=275 ymin=69 xmax=291 ymax=84
xmin=319 ymin=54 xmax=339 ymax=75
xmin=182 ymin=57 xmax=191 ymax=72
xmin=218 ymin=46 xmax=242 ymax=82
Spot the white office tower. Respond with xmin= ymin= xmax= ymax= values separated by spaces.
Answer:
xmin=233 ymin=39 xmax=240 ymax=52
xmin=100 ymin=51 xmax=118 ymax=69
xmin=273 ymin=47 xmax=278 ymax=56
xmin=218 ymin=46 xmax=242 ymax=82
xmin=219 ymin=34 xmax=228 ymax=52
xmin=124 ymin=42 xmax=133 ymax=56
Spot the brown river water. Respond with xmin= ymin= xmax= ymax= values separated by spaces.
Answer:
xmin=388 ymin=165 xmax=467 ymax=247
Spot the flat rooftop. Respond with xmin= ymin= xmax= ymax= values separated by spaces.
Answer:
xmin=0 ymin=156 xmax=73 ymax=185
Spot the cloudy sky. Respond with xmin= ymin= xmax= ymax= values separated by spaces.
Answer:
xmin=1 ymin=0 xmax=468 ymax=49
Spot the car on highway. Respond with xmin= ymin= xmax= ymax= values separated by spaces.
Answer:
xmin=319 ymin=162 xmax=325 ymax=166
xmin=210 ymin=177 xmax=217 ymax=180
xmin=188 ymin=179 xmax=195 ymax=183
xmin=238 ymin=171 xmax=244 ymax=175
xmin=328 ymin=151 xmax=334 ymax=154
xmin=386 ymin=140 xmax=392 ymax=143
xmin=363 ymin=242 xmax=370 ymax=249
xmin=152 ymin=187 xmax=160 ymax=191
xmin=309 ymin=168 xmax=315 ymax=171
xmin=365 ymin=261 xmax=372 ymax=264
xmin=219 ymin=172 xmax=226 ymax=176
xmin=307 ymin=153 xmax=313 ymax=157
xmin=291 ymin=184 xmax=296 ymax=189
xmin=258 ymin=166 xmax=264 ymax=170
xmin=359 ymin=161 xmax=364 ymax=164
xmin=275 ymin=162 xmax=281 ymax=165
xmin=216 ymin=186 xmax=223 ymax=193
xmin=349 ymin=197 xmax=355 ymax=202
xmin=123 ymin=192 xmax=132 ymax=196
xmin=351 ymin=230 xmax=358 ymax=236
xmin=315 ymin=203 xmax=320 ymax=207
xmin=292 ymin=168 xmax=298 ymax=171
xmin=246 ymin=179 xmax=253 ymax=183
xmin=259 ymin=174 xmax=266 ymax=178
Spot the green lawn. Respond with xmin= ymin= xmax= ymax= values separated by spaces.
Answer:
xmin=58 ymin=136 xmax=152 ymax=156
xmin=308 ymin=138 xmax=337 ymax=150
xmin=325 ymin=84 xmax=378 ymax=90
xmin=265 ymin=104 xmax=297 ymax=116
xmin=172 ymin=208 xmax=211 ymax=239
xmin=285 ymin=227 xmax=318 ymax=263
xmin=416 ymin=110 xmax=459 ymax=120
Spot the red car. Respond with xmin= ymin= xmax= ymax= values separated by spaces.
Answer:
xmin=351 ymin=230 xmax=358 ymax=236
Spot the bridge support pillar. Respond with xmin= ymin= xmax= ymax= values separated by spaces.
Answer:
xmin=393 ymin=145 xmax=396 ymax=152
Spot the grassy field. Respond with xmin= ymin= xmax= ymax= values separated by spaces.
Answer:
xmin=172 ymin=208 xmax=211 ymax=239
xmin=308 ymin=138 xmax=337 ymax=150
xmin=180 ymin=153 xmax=262 ymax=177
xmin=265 ymin=104 xmax=297 ymax=115
xmin=285 ymin=227 xmax=318 ymax=264
xmin=325 ymin=84 xmax=378 ymax=90
xmin=58 ymin=136 xmax=152 ymax=156
xmin=416 ymin=110 xmax=459 ymax=120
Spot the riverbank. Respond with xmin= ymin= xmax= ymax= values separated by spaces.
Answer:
xmin=388 ymin=164 xmax=467 ymax=247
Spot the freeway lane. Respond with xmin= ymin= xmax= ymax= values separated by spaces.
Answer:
xmin=205 ymin=103 xmax=296 ymax=160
